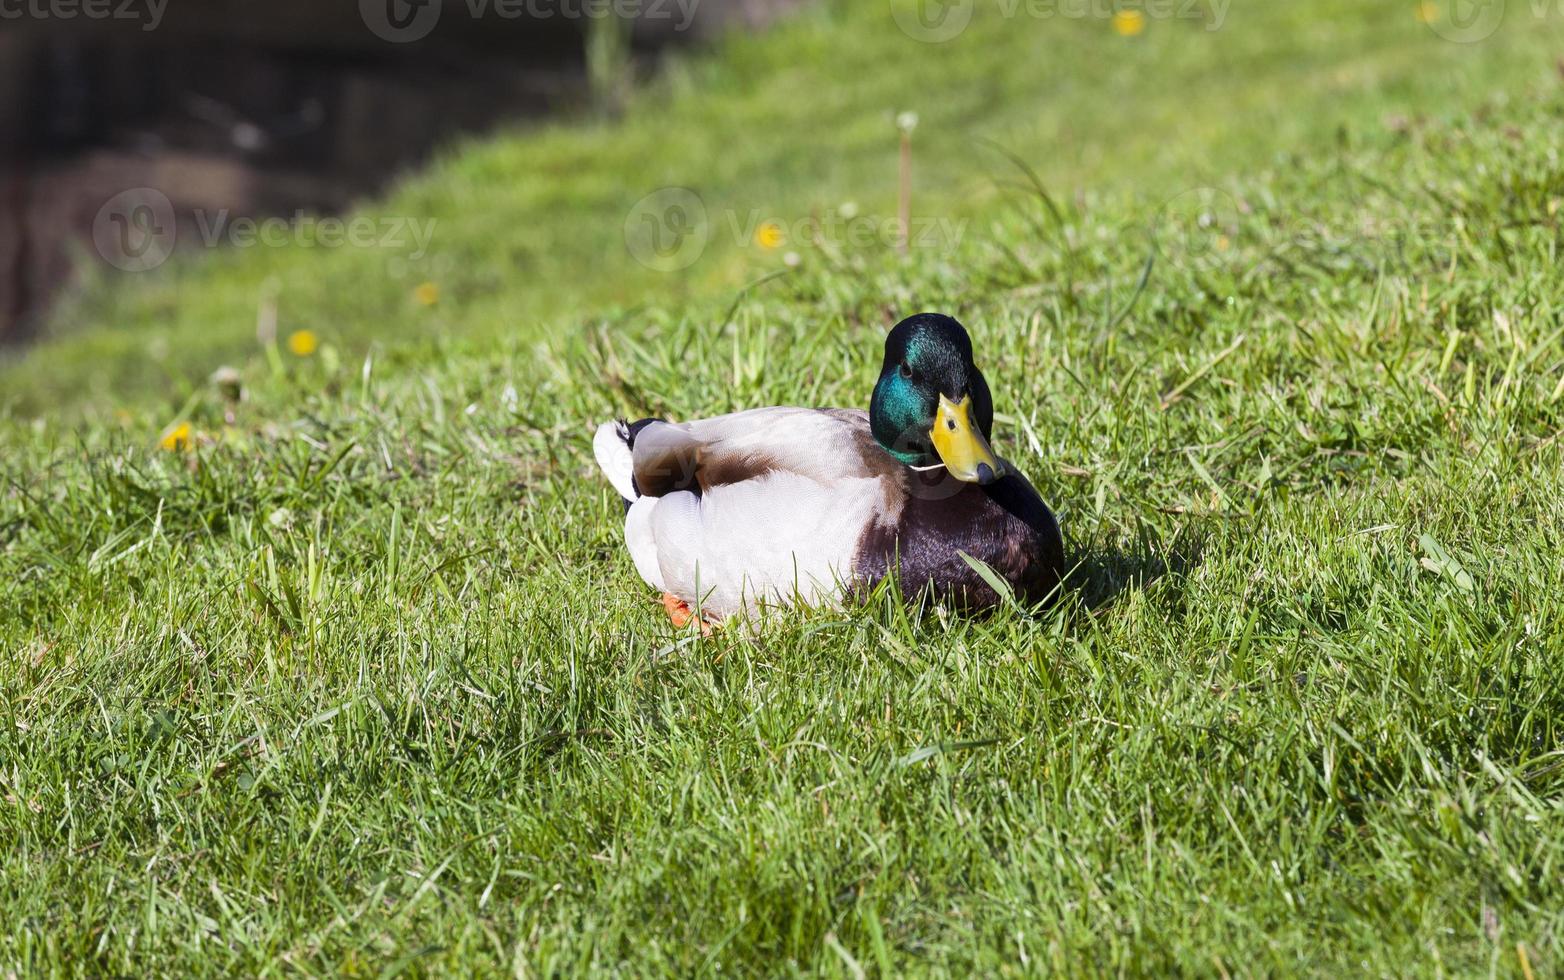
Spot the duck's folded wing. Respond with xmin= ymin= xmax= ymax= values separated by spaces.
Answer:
xmin=629 ymin=407 xmax=882 ymax=497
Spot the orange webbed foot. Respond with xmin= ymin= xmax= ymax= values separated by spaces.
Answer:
xmin=660 ymin=593 xmax=715 ymax=636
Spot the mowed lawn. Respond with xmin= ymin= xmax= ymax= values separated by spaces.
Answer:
xmin=4 ymin=1 xmax=1564 ymax=975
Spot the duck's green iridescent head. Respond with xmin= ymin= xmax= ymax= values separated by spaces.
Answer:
xmin=870 ymin=313 xmax=1004 ymax=485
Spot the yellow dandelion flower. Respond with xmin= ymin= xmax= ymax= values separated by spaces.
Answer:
xmin=414 ymin=282 xmax=441 ymax=307
xmin=159 ymin=421 xmax=192 ymax=452
xmin=1415 ymin=1 xmax=1439 ymax=24
xmin=754 ymin=221 xmax=785 ymax=250
xmin=287 ymin=329 xmax=319 ymax=357
xmin=1112 ymin=10 xmax=1146 ymax=35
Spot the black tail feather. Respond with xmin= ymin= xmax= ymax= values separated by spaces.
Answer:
xmin=619 ymin=417 xmax=662 ymax=510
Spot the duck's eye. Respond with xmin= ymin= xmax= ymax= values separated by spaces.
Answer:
xmin=898 ymin=361 xmax=913 ymax=380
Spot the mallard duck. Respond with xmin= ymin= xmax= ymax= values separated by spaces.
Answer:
xmin=593 ymin=313 xmax=1064 ymax=627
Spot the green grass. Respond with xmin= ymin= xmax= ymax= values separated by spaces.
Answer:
xmin=5 ymin=1 xmax=1564 ymax=974
xmin=8 ymin=0 xmax=1564 ymax=413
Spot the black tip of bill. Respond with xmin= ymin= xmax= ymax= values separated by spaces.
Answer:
xmin=975 ymin=462 xmax=999 ymax=486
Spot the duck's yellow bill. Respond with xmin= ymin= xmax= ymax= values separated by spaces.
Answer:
xmin=930 ymin=394 xmax=1005 ymax=485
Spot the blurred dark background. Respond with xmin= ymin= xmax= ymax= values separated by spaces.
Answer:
xmin=0 ymin=0 xmax=798 ymax=346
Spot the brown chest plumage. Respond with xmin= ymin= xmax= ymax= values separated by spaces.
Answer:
xmin=852 ymin=469 xmax=1065 ymax=608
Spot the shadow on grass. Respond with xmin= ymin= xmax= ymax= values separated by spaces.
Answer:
xmin=1066 ymin=530 xmax=1207 ymax=612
